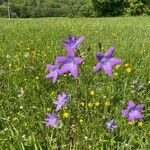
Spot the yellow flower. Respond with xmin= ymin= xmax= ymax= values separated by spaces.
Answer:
xmin=125 ymin=64 xmax=129 ymax=67
xmin=16 ymin=67 xmax=21 ymax=71
xmin=104 ymin=101 xmax=110 ymax=107
xmin=35 ymin=76 xmax=39 ymax=80
xmin=8 ymin=64 xmax=12 ymax=67
xmin=47 ymin=108 xmax=51 ymax=111
xmin=88 ymin=102 xmax=93 ymax=108
xmin=138 ymin=121 xmax=142 ymax=127
xmin=14 ymin=55 xmax=18 ymax=58
xmin=126 ymin=67 xmax=132 ymax=73
xmin=90 ymin=91 xmax=95 ymax=96
xmin=12 ymin=117 xmax=17 ymax=122
xmin=112 ymin=33 xmax=117 ymax=37
xmin=51 ymin=91 xmax=55 ymax=95
xmin=80 ymin=53 xmax=85 ymax=58
xmin=63 ymin=112 xmax=69 ymax=118
xmin=80 ymin=102 xmax=85 ymax=107
xmin=128 ymin=121 xmax=134 ymax=125
xmin=148 ymin=81 xmax=150 ymax=84
xmin=95 ymin=101 xmax=100 ymax=107
xmin=115 ymin=64 xmax=121 ymax=70
xmin=27 ymin=47 xmax=30 ymax=50
xmin=114 ymin=72 xmax=118 ymax=76
xmin=79 ymin=119 xmax=83 ymax=124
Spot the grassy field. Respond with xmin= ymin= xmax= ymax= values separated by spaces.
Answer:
xmin=0 ymin=17 xmax=150 ymax=149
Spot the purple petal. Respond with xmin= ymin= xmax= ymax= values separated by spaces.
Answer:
xmin=56 ymin=56 xmax=67 ymax=63
xmin=52 ymin=74 xmax=58 ymax=83
xmin=104 ymin=47 xmax=115 ymax=57
xmin=128 ymin=112 xmax=135 ymax=121
xmin=58 ymin=94 xmax=62 ymax=100
xmin=122 ymin=109 xmax=128 ymax=117
xmin=66 ymin=48 xmax=75 ymax=57
xmin=63 ymin=40 xmax=69 ymax=45
xmin=103 ymin=63 xmax=112 ymax=76
xmin=68 ymin=35 xmax=74 ymax=42
xmin=134 ymin=110 xmax=143 ymax=119
xmin=76 ymin=36 xmax=85 ymax=45
xmin=109 ymin=58 xmax=122 ymax=66
xmin=128 ymin=101 xmax=135 ymax=109
xmin=46 ymin=64 xmax=54 ymax=70
xmin=96 ymin=52 xmax=104 ymax=61
xmin=53 ymin=100 xmax=59 ymax=105
xmin=74 ymin=57 xmax=84 ymax=64
xmin=70 ymin=65 xmax=78 ymax=77
xmin=112 ymin=124 xmax=117 ymax=129
xmin=60 ymin=64 xmax=70 ymax=74
xmin=136 ymin=104 xmax=144 ymax=111
xmin=45 ymin=72 xmax=54 ymax=78
xmin=55 ymin=105 xmax=62 ymax=112
xmin=94 ymin=62 xmax=103 ymax=72
xmin=62 ymin=92 xmax=67 ymax=97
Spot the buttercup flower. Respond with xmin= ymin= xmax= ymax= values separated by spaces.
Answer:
xmin=138 ymin=121 xmax=142 ymax=127
xmin=53 ymin=92 xmax=68 ymax=111
xmin=45 ymin=113 xmax=58 ymax=127
xmin=63 ymin=35 xmax=85 ymax=54
xmin=122 ymin=100 xmax=144 ymax=122
xmin=94 ymin=47 xmax=122 ymax=76
xmin=63 ymin=112 xmax=69 ymax=118
xmin=106 ymin=119 xmax=117 ymax=131
xmin=45 ymin=61 xmax=61 ymax=83
xmin=126 ymin=67 xmax=132 ymax=73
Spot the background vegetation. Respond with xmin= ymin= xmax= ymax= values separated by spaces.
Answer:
xmin=0 ymin=0 xmax=150 ymax=18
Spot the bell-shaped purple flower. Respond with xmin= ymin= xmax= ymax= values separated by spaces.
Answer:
xmin=63 ymin=35 xmax=85 ymax=55
xmin=45 ymin=113 xmax=58 ymax=127
xmin=94 ymin=47 xmax=122 ymax=76
xmin=45 ymin=61 xmax=61 ymax=83
xmin=106 ymin=119 xmax=117 ymax=132
xmin=53 ymin=92 xmax=68 ymax=111
xmin=122 ymin=100 xmax=144 ymax=122
xmin=56 ymin=52 xmax=84 ymax=78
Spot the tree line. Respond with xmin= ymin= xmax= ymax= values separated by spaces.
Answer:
xmin=0 ymin=0 xmax=150 ymax=18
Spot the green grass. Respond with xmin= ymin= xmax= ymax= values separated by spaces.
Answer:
xmin=0 ymin=17 xmax=150 ymax=149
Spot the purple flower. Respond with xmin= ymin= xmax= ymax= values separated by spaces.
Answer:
xmin=106 ymin=119 xmax=117 ymax=131
xmin=53 ymin=92 xmax=68 ymax=111
xmin=45 ymin=61 xmax=61 ymax=83
xmin=45 ymin=113 xmax=58 ymax=127
xmin=63 ymin=35 xmax=85 ymax=54
xmin=94 ymin=47 xmax=122 ymax=76
xmin=56 ymin=53 xmax=84 ymax=78
xmin=122 ymin=100 xmax=144 ymax=122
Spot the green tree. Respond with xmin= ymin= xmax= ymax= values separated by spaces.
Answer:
xmin=92 ymin=0 xmax=125 ymax=16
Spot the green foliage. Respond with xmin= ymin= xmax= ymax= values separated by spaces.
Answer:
xmin=124 ymin=0 xmax=150 ymax=16
xmin=92 ymin=0 xmax=150 ymax=17
xmin=92 ymin=0 xmax=125 ymax=17
xmin=0 ymin=0 xmax=95 ymax=18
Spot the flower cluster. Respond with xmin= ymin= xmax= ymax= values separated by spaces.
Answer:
xmin=45 ymin=92 xmax=68 ymax=127
xmin=46 ymin=35 xmax=84 ymax=83
xmin=45 ymin=35 xmax=144 ymax=131
xmin=122 ymin=100 xmax=144 ymax=122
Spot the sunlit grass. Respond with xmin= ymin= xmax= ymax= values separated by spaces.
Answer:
xmin=0 ymin=17 xmax=150 ymax=149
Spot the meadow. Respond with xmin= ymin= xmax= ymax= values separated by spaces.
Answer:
xmin=0 ymin=17 xmax=150 ymax=149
